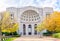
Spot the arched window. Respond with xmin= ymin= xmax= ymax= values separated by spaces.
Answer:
xmin=23 ymin=24 xmax=26 ymax=35
xmin=28 ymin=25 xmax=31 ymax=28
xmin=28 ymin=24 xmax=32 ymax=35
xmin=10 ymin=14 xmax=14 ymax=19
xmin=34 ymin=24 xmax=37 ymax=35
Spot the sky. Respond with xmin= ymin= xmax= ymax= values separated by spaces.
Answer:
xmin=0 ymin=0 xmax=60 ymax=12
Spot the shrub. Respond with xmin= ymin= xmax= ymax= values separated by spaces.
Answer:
xmin=2 ymin=32 xmax=21 ymax=37
xmin=52 ymin=33 xmax=60 ymax=38
xmin=2 ymin=32 xmax=10 ymax=36
xmin=13 ymin=34 xmax=20 ymax=37
xmin=43 ymin=30 xmax=52 ymax=36
xmin=2 ymin=32 xmax=19 ymax=36
xmin=13 ymin=32 xmax=18 ymax=35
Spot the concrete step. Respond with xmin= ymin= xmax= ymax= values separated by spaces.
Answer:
xmin=21 ymin=35 xmax=42 ymax=38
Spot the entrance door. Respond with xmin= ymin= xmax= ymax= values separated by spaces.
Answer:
xmin=28 ymin=25 xmax=32 ymax=35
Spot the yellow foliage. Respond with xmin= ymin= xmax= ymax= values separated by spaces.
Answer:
xmin=2 ymin=23 xmax=18 ymax=33
xmin=0 ymin=11 xmax=18 ymax=33
xmin=37 ymin=11 xmax=60 ymax=32
xmin=44 ymin=11 xmax=60 ymax=32
xmin=36 ymin=22 xmax=46 ymax=32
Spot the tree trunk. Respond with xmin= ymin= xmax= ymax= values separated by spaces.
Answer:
xmin=12 ymin=33 xmax=13 ymax=36
xmin=0 ymin=27 xmax=2 ymax=41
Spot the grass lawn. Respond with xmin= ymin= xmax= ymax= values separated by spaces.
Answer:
xmin=4 ymin=37 xmax=16 ymax=41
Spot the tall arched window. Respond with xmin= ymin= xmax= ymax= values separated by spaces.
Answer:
xmin=23 ymin=24 xmax=26 ymax=35
xmin=28 ymin=24 xmax=32 ymax=35
xmin=34 ymin=24 xmax=37 ymax=35
xmin=10 ymin=14 xmax=14 ymax=20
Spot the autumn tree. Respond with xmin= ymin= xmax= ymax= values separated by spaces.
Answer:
xmin=44 ymin=11 xmax=60 ymax=33
xmin=36 ymin=11 xmax=60 ymax=36
xmin=36 ymin=22 xmax=46 ymax=32
xmin=0 ymin=11 xmax=18 ymax=40
xmin=1 ymin=12 xmax=18 ymax=33
xmin=36 ymin=22 xmax=46 ymax=37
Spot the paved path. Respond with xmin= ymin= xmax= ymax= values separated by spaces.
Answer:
xmin=13 ymin=36 xmax=60 ymax=41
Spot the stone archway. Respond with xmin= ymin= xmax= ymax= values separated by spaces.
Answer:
xmin=20 ymin=10 xmax=40 ymax=36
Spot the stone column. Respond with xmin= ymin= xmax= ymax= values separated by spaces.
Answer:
xmin=20 ymin=23 xmax=23 ymax=36
xmin=32 ymin=24 xmax=34 ymax=35
xmin=17 ymin=19 xmax=21 ymax=35
xmin=26 ymin=24 xmax=28 ymax=36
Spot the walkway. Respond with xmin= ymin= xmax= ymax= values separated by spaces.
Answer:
xmin=13 ymin=36 xmax=60 ymax=41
